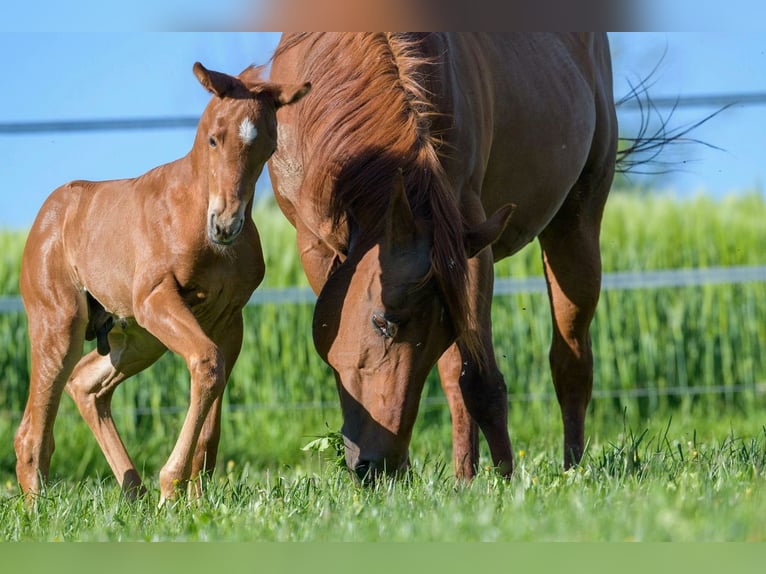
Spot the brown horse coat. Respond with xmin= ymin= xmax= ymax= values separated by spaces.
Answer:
xmin=15 ymin=62 xmax=309 ymax=502
xmin=269 ymin=33 xmax=617 ymax=479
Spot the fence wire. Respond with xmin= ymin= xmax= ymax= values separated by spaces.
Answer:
xmin=0 ymin=264 xmax=764 ymax=419
xmin=2 ymin=264 xmax=766 ymax=313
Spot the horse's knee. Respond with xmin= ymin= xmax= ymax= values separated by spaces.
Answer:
xmin=459 ymin=364 xmax=508 ymax=425
xmin=188 ymin=347 xmax=226 ymax=399
xmin=65 ymin=376 xmax=91 ymax=407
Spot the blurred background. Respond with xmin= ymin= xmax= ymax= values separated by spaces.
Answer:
xmin=0 ymin=32 xmax=764 ymax=229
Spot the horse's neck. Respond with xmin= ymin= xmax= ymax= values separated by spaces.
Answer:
xmin=136 ymin=154 xmax=209 ymax=228
xmin=166 ymin=154 xmax=206 ymax=207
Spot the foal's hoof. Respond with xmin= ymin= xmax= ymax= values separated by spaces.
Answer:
xmin=123 ymin=483 xmax=147 ymax=501
xmin=158 ymin=474 xmax=185 ymax=508
xmin=121 ymin=470 xmax=147 ymax=501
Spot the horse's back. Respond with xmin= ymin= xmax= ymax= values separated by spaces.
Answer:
xmin=269 ymin=33 xmax=616 ymax=260
xmin=445 ymin=33 xmax=616 ymax=258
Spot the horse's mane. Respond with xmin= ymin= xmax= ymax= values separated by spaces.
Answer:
xmin=274 ymin=33 xmax=481 ymax=360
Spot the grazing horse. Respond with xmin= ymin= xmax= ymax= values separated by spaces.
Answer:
xmin=268 ymin=33 xmax=617 ymax=481
xmin=15 ymin=62 xmax=310 ymax=502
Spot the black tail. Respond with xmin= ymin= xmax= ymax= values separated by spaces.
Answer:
xmin=615 ymin=54 xmax=730 ymax=176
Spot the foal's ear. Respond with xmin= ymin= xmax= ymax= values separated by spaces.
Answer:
xmin=464 ymin=203 xmax=515 ymax=258
xmin=265 ymin=82 xmax=312 ymax=108
xmin=193 ymin=62 xmax=236 ymax=97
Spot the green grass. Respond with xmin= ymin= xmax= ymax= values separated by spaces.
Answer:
xmin=1 ymin=408 xmax=764 ymax=541
xmin=0 ymin=189 xmax=765 ymax=540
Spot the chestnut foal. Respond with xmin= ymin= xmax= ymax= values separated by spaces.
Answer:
xmin=14 ymin=62 xmax=309 ymax=503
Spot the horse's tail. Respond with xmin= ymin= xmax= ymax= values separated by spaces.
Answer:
xmin=615 ymin=59 xmax=729 ymax=176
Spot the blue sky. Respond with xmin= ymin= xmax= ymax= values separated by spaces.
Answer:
xmin=0 ymin=31 xmax=764 ymax=229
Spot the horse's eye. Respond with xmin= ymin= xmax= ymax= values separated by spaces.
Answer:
xmin=208 ymin=136 xmax=217 ymax=148
xmin=371 ymin=312 xmax=398 ymax=339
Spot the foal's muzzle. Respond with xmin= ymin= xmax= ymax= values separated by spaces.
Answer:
xmin=208 ymin=212 xmax=244 ymax=245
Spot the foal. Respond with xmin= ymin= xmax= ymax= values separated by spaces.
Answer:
xmin=14 ymin=62 xmax=310 ymax=502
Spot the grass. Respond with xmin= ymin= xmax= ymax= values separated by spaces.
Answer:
xmin=1 ymin=408 xmax=764 ymax=541
xmin=0 ymin=189 xmax=765 ymax=541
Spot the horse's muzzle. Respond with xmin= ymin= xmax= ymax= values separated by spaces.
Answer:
xmin=208 ymin=212 xmax=244 ymax=245
xmin=344 ymin=437 xmax=410 ymax=485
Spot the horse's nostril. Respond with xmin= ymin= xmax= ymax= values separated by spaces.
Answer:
xmin=354 ymin=461 xmax=372 ymax=482
xmin=208 ymin=212 xmax=243 ymax=244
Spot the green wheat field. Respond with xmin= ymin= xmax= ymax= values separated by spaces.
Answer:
xmin=0 ymin=190 xmax=764 ymax=541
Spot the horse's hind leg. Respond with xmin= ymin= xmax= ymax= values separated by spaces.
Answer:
xmin=65 ymin=328 xmax=166 ymax=498
xmin=539 ymin=175 xmax=611 ymax=468
xmin=14 ymin=292 xmax=87 ymax=496
xmin=437 ymin=344 xmax=480 ymax=479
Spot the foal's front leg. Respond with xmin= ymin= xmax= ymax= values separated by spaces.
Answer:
xmin=190 ymin=312 xmax=244 ymax=497
xmin=133 ymin=275 xmax=227 ymax=504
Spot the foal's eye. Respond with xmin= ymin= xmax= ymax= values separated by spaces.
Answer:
xmin=208 ymin=136 xmax=217 ymax=148
xmin=371 ymin=312 xmax=398 ymax=339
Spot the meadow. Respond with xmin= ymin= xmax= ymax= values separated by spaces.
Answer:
xmin=0 ymin=190 xmax=764 ymax=541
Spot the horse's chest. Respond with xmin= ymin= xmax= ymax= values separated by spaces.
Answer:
xmin=180 ymin=261 xmax=260 ymax=314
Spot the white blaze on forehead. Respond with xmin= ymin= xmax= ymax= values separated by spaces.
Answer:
xmin=239 ymin=117 xmax=258 ymax=145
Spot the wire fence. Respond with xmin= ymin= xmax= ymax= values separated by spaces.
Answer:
xmin=1 ymin=264 xmax=764 ymax=418
xmin=1 ymin=92 xmax=765 ymax=136
xmin=106 ymin=382 xmax=766 ymax=418
xmin=2 ymin=264 xmax=765 ymax=313
xmin=1 ymin=91 xmax=764 ymax=416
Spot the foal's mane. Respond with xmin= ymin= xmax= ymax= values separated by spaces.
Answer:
xmin=275 ymin=33 xmax=481 ymax=359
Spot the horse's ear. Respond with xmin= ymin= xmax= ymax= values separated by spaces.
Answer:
xmin=271 ymin=82 xmax=312 ymax=108
xmin=464 ymin=203 xmax=515 ymax=258
xmin=384 ymin=169 xmax=417 ymax=252
xmin=193 ymin=62 xmax=235 ymax=97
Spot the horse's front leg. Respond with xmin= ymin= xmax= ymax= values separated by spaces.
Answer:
xmin=190 ymin=312 xmax=244 ymax=497
xmin=454 ymin=247 xmax=514 ymax=477
xmin=133 ymin=275 xmax=227 ymax=504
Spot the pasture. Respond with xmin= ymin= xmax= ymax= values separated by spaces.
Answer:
xmin=1 ymin=190 xmax=765 ymax=541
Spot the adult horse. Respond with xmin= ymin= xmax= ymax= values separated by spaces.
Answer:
xmin=15 ymin=62 xmax=309 ymax=502
xmin=268 ymin=33 xmax=617 ymax=480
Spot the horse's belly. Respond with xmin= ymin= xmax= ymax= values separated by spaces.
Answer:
xmin=480 ymin=139 xmax=592 ymax=260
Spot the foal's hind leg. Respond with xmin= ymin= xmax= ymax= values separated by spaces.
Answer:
xmin=65 ymin=328 xmax=166 ymax=498
xmin=14 ymin=293 xmax=87 ymax=496
xmin=539 ymin=182 xmax=610 ymax=468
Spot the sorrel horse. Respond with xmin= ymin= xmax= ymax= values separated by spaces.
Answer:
xmin=15 ymin=62 xmax=310 ymax=502
xmin=268 ymin=33 xmax=618 ymax=480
